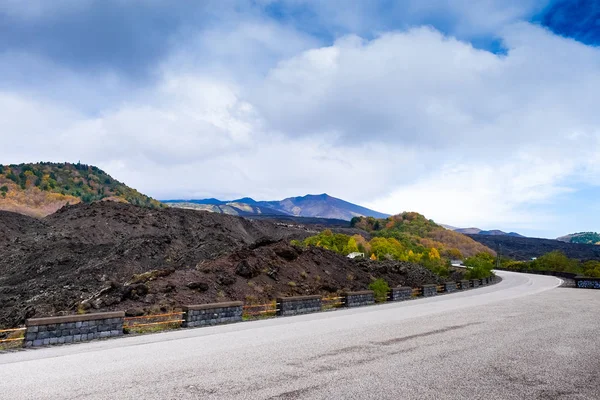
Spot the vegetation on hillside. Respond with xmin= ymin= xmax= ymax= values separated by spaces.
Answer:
xmin=293 ymin=229 xmax=452 ymax=277
xmin=463 ymin=252 xmax=495 ymax=279
xmin=350 ymin=212 xmax=494 ymax=259
xmin=0 ymin=162 xmax=162 ymax=217
xmin=568 ymin=232 xmax=600 ymax=245
xmin=501 ymin=250 xmax=600 ymax=277
xmin=294 ymin=213 xmax=496 ymax=280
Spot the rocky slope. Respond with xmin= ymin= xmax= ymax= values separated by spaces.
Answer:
xmin=0 ymin=202 xmax=446 ymax=328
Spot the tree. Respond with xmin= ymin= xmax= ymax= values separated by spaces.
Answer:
xmin=464 ymin=252 xmax=495 ymax=279
xmin=346 ymin=237 xmax=359 ymax=253
xmin=531 ymin=251 xmax=577 ymax=273
xmin=368 ymin=278 xmax=390 ymax=303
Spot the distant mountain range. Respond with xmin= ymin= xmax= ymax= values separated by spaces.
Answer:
xmin=442 ymin=225 xmax=524 ymax=237
xmin=557 ymin=232 xmax=600 ymax=245
xmin=163 ymin=193 xmax=389 ymax=221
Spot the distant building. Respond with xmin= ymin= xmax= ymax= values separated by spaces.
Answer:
xmin=347 ymin=252 xmax=365 ymax=259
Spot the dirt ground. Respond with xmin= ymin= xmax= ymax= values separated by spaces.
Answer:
xmin=0 ymin=202 xmax=453 ymax=328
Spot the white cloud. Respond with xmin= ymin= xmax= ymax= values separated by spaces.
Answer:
xmin=2 ymin=8 xmax=600 ymax=237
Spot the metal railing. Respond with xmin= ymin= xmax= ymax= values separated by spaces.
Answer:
xmin=322 ymin=296 xmax=344 ymax=310
xmin=123 ymin=312 xmax=184 ymax=332
xmin=242 ymin=302 xmax=277 ymax=319
xmin=0 ymin=327 xmax=26 ymax=348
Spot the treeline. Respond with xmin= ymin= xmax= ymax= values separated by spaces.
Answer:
xmin=501 ymin=250 xmax=600 ymax=278
xmin=569 ymin=232 xmax=600 ymax=245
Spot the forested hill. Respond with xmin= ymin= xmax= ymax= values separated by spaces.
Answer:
xmin=0 ymin=162 xmax=162 ymax=217
xmin=350 ymin=212 xmax=494 ymax=259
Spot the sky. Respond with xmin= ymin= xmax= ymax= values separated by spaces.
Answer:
xmin=1 ymin=0 xmax=599 ymax=238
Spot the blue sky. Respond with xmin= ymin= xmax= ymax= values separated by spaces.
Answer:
xmin=1 ymin=0 xmax=599 ymax=238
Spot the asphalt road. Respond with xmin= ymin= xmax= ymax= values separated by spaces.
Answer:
xmin=1 ymin=271 xmax=598 ymax=400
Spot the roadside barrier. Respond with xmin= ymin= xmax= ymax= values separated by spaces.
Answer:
xmin=0 ymin=327 xmax=26 ymax=349
xmin=23 ymin=311 xmax=125 ymax=347
xmin=242 ymin=302 xmax=277 ymax=319
xmin=574 ymin=276 xmax=600 ymax=289
xmin=343 ymin=290 xmax=375 ymax=307
xmin=322 ymin=296 xmax=344 ymax=310
xmin=123 ymin=312 xmax=184 ymax=333
xmin=182 ymin=302 xmax=243 ymax=328
xmin=276 ymin=295 xmax=321 ymax=316
xmin=7 ymin=274 xmax=499 ymax=349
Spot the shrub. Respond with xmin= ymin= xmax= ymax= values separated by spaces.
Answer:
xmin=368 ymin=278 xmax=390 ymax=303
xmin=464 ymin=252 xmax=495 ymax=279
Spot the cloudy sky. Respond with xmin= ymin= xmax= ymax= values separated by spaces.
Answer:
xmin=1 ymin=0 xmax=599 ymax=238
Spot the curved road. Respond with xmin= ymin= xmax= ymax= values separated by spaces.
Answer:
xmin=1 ymin=271 xmax=598 ymax=399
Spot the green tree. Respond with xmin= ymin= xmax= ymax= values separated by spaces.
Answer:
xmin=531 ymin=251 xmax=577 ymax=273
xmin=368 ymin=278 xmax=390 ymax=303
xmin=464 ymin=252 xmax=494 ymax=279
xmin=346 ymin=237 xmax=359 ymax=253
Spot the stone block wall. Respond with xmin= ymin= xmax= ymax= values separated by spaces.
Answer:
xmin=182 ymin=302 xmax=243 ymax=328
xmin=460 ymin=280 xmax=470 ymax=290
xmin=389 ymin=286 xmax=413 ymax=301
xmin=24 ymin=311 xmax=124 ymax=347
xmin=471 ymin=279 xmax=480 ymax=288
xmin=574 ymin=277 xmax=600 ymax=289
xmin=444 ymin=282 xmax=457 ymax=293
xmin=421 ymin=284 xmax=437 ymax=297
xmin=343 ymin=291 xmax=375 ymax=307
xmin=277 ymin=295 xmax=322 ymax=316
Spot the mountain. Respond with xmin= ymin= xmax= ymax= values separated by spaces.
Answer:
xmin=0 ymin=162 xmax=162 ymax=217
xmin=557 ymin=232 xmax=600 ymax=245
xmin=164 ymin=193 xmax=389 ymax=221
xmin=446 ymin=226 xmax=524 ymax=237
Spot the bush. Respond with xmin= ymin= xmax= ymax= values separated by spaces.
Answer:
xmin=464 ymin=252 xmax=494 ymax=279
xmin=368 ymin=278 xmax=390 ymax=303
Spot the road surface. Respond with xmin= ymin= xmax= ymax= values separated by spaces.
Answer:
xmin=1 ymin=271 xmax=598 ymax=399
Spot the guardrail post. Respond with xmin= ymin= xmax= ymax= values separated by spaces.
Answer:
xmin=421 ymin=284 xmax=437 ymax=297
xmin=276 ymin=295 xmax=321 ymax=316
xmin=182 ymin=302 xmax=243 ymax=328
xmin=444 ymin=282 xmax=457 ymax=293
xmin=388 ymin=286 xmax=412 ymax=301
xmin=24 ymin=311 xmax=125 ymax=347
xmin=342 ymin=291 xmax=375 ymax=307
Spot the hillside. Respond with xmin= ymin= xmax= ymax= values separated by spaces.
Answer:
xmin=467 ymin=234 xmax=600 ymax=261
xmin=556 ymin=232 xmax=600 ymax=245
xmin=0 ymin=162 xmax=162 ymax=217
xmin=0 ymin=202 xmax=447 ymax=328
xmin=350 ymin=212 xmax=495 ymax=259
xmin=446 ymin=226 xmax=524 ymax=237
xmin=164 ymin=193 xmax=389 ymax=221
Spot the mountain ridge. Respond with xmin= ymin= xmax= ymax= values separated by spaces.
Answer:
xmin=442 ymin=225 xmax=524 ymax=237
xmin=163 ymin=193 xmax=389 ymax=221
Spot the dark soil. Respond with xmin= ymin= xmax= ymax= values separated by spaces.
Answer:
xmin=0 ymin=202 xmax=448 ymax=328
xmin=466 ymin=234 xmax=600 ymax=261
